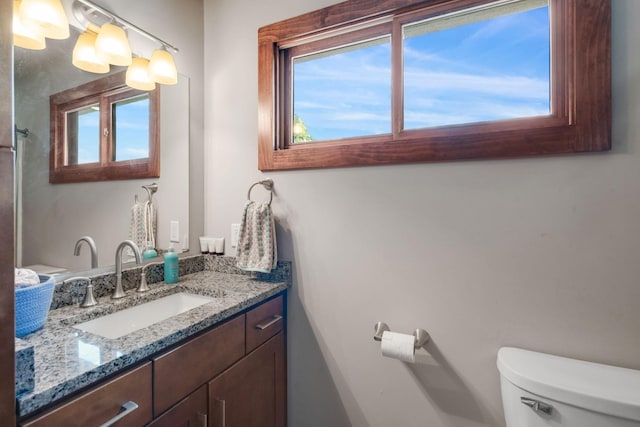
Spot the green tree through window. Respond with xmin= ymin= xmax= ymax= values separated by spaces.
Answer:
xmin=292 ymin=115 xmax=313 ymax=142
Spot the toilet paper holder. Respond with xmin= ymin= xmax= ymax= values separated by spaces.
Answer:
xmin=373 ymin=322 xmax=430 ymax=349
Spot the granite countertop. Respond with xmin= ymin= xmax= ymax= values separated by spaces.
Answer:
xmin=16 ymin=269 xmax=288 ymax=418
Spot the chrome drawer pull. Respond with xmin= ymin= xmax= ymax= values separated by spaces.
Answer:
xmin=199 ymin=411 xmax=208 ymax=427
xmin=214 ymin=399 xmax=226 ymax=427
xmin=99 ymin=400 xmax=139 ymax=427
xmin=256 ymin=314 xmax=283 ymax=330
xmin=521 ymin=397 xmax=553 ymax=414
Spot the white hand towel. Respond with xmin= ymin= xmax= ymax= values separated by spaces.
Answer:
xmin=129 ymin=198 xmax=145 ymax=251
xmin=236 ymin=201 xmax=277 ymax=273
xmin=15 ymin=268 xmax=40 ymax=287
xmin=143 ymin=200 xmax=157 ymax=249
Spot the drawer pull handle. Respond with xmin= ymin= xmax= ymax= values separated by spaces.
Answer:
xmin=214 ymin=399 xmax=226 ymax=427
xmin=99 ymin=400 xmax=138 ymax=427
xmin=256 ymin=314 xmax=283 ymax=330
xmin=199 ymin=411 xmax=208 ymax=427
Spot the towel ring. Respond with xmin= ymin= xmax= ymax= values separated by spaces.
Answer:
xmin=247 ymin=179 xmax=274 ymax=206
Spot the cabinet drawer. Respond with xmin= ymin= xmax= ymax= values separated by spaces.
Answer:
xmin=153 ymin=314 xmax=245 ymax=416
xmin=246 ymin=295 xmax=284 ymax=353
xmin=21 ymin=362 xmax=152 ymax=427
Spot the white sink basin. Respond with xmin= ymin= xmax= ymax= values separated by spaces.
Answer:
xmin=73 ymin=293 xmax=215 ymax=339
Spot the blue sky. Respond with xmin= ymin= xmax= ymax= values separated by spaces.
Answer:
xmin=76 ymin=96 xmax=149 ymax=164
xmin=293 ymin=3 xmax=550 ymax=142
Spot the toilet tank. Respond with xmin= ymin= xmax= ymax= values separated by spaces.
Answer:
xmin=497 ymin=347 xmax=640 ymax=427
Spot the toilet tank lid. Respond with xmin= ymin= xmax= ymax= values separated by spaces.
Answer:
xmin=497 ymin=347 xmax=640 ymax=422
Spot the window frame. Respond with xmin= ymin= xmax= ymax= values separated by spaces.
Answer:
xmin=257 ymin=0 xmax=611 ymax=171
xmin=50 ymin=71 xmax=160 ymax=183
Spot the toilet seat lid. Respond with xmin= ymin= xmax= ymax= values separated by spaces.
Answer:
xmin=497 ymin=347 xmax=640 ymax=422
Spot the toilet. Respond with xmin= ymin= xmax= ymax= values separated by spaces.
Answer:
xmin=497 ymin=347 xmax=640 ymax=426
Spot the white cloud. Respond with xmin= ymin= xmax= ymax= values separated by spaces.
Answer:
xmin=404 ymin=69 xmax=549 ymax=100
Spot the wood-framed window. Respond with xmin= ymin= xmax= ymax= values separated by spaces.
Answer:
xmin=258 ymin=0 xmax=611 ymax=171
xmin=50 ymin=71 xmax=160 ymax=183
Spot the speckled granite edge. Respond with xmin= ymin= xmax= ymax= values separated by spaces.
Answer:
xmin=204 ymin=255 xmax=292 ymax=284
xmin=16 ymin=268 xmax=289 ymax=418
xmin=15 ymin=339 xmax=34 ymax=395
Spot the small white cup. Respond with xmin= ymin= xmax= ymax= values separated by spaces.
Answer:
xmin=199 ymin=236 xmax=209 ymax=254
xmin=214 ymin=238 xmax=225 ymax=255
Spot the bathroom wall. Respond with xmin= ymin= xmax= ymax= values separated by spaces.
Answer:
xmin=204 ymin=1 xmax=640 ymax=426
xmin=15 ymin=0 xmax=204 ymax=271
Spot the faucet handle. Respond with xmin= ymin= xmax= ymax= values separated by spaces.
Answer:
xmin=64 ymin=276 xmax=97 ymax=308
xmin=138 ymin=262 xmax=163 ymax=293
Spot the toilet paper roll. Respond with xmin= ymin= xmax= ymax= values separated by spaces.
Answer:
xmin=381 ymin=331 xmax=415 ymax=363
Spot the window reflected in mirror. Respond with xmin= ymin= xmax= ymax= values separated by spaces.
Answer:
xmin=112 ymin=93 xmax=150 ymax=161
xmin=66 ymin=104 xmax=100 ymax=165
xmin=50 ymin=71 xmax=159 ymax=183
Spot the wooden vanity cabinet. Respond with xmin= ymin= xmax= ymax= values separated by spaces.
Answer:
xmin=18 ymin=294 xmax=286 ymax=427
xmin=209 ymin=331 xmax=285 ymax=427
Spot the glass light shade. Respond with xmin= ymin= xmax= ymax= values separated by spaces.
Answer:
xmin=148 ymin=49 xmax=178 ymax=85
xmin=19 ymin=0 xmax=69 ymax=40
xmin=95 ymin=23 xmax=132 ymax=66
xmin=126 ymin=57 xmax=156 ymax=91
xmin=72 ymin=31 xmax=109 ymax=74
xmin=13 ymin=1 xmax=45 ymax=50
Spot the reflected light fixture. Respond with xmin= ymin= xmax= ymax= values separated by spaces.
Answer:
xmin=95 ymin=23 xmax=132 ymax=66
xmin=19 ymin=0 xmax=69 ymax=40
xmin=71 ymin=0 xmax=179 ymax=90
xmin=126 ymin=57 xmax=156 ymax=91
xmin=148 ymin=49 xmax=178 ymax=85
xmin=13 ymin=0 xmax=46 ymax=50
xmin=72 ymin=30 xmax=109 ymax=73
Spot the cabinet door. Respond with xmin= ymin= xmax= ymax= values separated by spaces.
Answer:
xmin=209 ymin=331 xmax=285 ymax=427
xmin=153 ymin=315 xmax=245 ymax=416
xmin=148 ymin=385 xmax=207 ymax=427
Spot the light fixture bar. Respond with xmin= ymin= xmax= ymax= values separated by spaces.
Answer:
xmin=75 ymin=0 xmax=179 ymax=53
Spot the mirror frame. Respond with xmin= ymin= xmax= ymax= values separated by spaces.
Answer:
xmin=0 ymin=0 xmax=15 ymax=422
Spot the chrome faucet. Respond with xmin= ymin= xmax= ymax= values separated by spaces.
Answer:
xmin=74 ymin=236 xmax=98 ymax=269
xmin=113 ymin=240 xmax=142 ymax=299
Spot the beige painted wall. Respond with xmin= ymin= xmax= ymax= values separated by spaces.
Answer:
xmin=204 ymin=1 xmax=640 ymax=426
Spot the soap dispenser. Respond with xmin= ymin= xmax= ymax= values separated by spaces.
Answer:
xmin=143 ymin=241 xmax=158 ymax=259
xmin=163 ymin=245 xmax=179 ymax=284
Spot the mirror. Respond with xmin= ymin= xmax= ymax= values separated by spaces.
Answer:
xmin=14 ymin=26 xmax=190 ymax=275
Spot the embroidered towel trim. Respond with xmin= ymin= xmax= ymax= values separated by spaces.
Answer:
xmin=236 ymin=201 xmax=277 ymax=273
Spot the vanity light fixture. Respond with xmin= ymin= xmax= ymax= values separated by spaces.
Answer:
xmin=94 ymin=23 xmax=132 ymax=66
xmin=125 ymin=57 xmax=156 ymax=91
xmin=148 ymin=49 xmax=178 ymax=85
xmin=19 ymin=0 xmax=69 ymax=40
xmin=72 ymin=0 xmax=179 ymax=91
xmin=12 ymin=0 xmax=46 ymax=50
xmin=72 ymin=29 xmax=109 ymax=73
